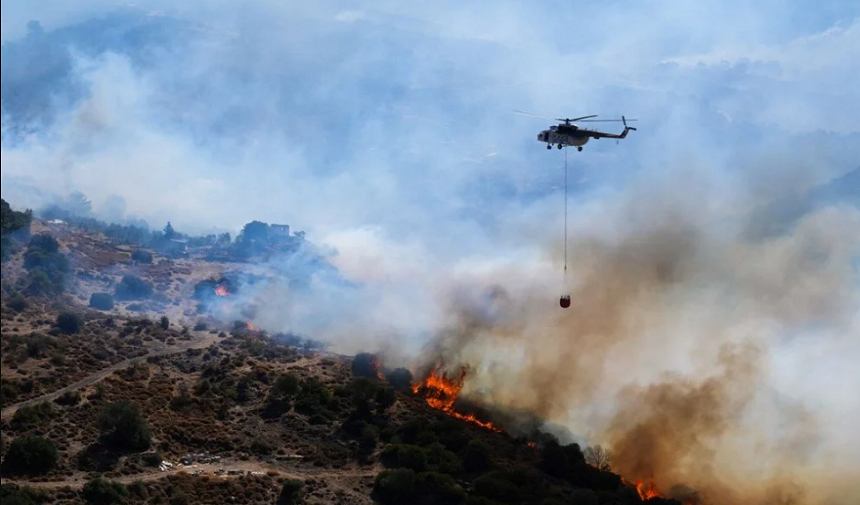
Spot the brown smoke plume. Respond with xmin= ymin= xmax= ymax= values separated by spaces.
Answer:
xmin=410 ymin=166 xmax=860 ymax=505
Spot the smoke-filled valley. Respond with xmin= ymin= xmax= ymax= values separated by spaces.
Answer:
xmin=2 ymin=3 xmax=859 ymax=505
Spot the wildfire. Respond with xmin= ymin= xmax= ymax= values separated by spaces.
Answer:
xmin=411 ymin=365 xmax=501 ymax=433
xmin=246 ymin=322 xmax=260 ymax=332
xmin=215 ymin=284 xmax=230 ymax=296
xmin=621 ymin=478 xmax=691 ymax=503
xmin=372 ymin=358 xmax=385 ymax=381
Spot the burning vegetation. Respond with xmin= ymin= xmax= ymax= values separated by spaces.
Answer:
xmin=411 ymin=365 xmax=501 ymax=433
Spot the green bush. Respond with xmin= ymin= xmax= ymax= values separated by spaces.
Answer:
xmin=2 ymin=435 xmax=59 ymax=476
xmin=22 ymin=234 xmax=69 ymax=295
xmin=97 ymin=400 xmax=151 ymax=451
xmin=130 ymin=249 xmax=153 ymax=264
xmin=461 ymin=440 xmax=491 ymax=473
xmin=0 ymin=485 xmax=50 ymax=505
xmin=381 ymin=444 xmax=428 ymax=472
xmin=89 ymin=293 xmax=114 ymax=311
xmin=81 ymin=477 xmax=128 ymax=505
xmin=11 ymin=402 xmax=54 ymax=429
xmin=417 ymin=471 xmax=466 ymax=505
xmin=386 ymin=367 xmax=414 ymax=392
xmin=274 ymin=373 xmax=300 ymax=397
xmin=374 ymin=468 xmax=417 ymax=505
xmin=351 ymin=352 xmax=380 ymax=378
xmin=114 ymin=275 xmax=153 ymax=301
xmin=56 ymin=312 xmax=82 ymax=334
xmin=6 ymin=294 xmax=28 ymax=313
xmin=276 ymin=479 xmax=303 ymax=505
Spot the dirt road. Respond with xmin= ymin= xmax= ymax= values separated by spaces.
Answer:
xmin=0 ymin=461 xmax=381 ymax=490
xmin=1 ymin=331 xmax=221 ymax=421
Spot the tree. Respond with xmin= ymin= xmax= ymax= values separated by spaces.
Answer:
xmin=89 ymin=293 xmax=115 ymax=311
xmin=277 ymin=479 xmax=304 ymax=505
xmin=159 ymin=316 xmax=170 ymax=330
xmin=97 ymin=400 xmax=151 ymax=451
xmin=584 ymin=445 xmax=612 ymax=472
xmin=57 ymin=312 xmax=82 ymax=334
xmin=374 ymin=468 xmax=417 ymax=505
xmin=81 ymin=477 xmax=128 ymax=505
xmin=238 ymin=220 xmax=269 ymax=245
xmin=461 ymin=439 xmax=491 ymax=473
xmin=114 ymin=275 xmax=153 ymax=300
xmin=386 ymin=368 xmax=414 ymax=392
xmin=352 ymin=353 xmax=380 ymax=378
xmin=274 ymin=373 xmax=300 ymax=397
xmin=65 ymin=191 xmax=93 ymax=217
xmin=2 ymin=435 xmax=59 ymax=476
xmin=163 ymin=222 xmax=176 ymax=240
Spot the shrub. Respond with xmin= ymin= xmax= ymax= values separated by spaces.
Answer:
xmin=114 ymin=275 xmax=153 ymax=301
xmin=54 ymin=390 xmax=82 ymax=407
xmin=97 ymin=400 xmax=151 ymax=451
xmin=56 ymin=312 xmax=82 ymax=334
xmin=89 ymin=293 xmax=114 ymax=311
xmin=12 ymin=402 xmax=54 ymax=429
xmin=159 ymin=316 xmax=170 ymax=330
xmin=386 ymin=367 xmax=414 ymax=392
xmin=417 ymin=471 xmax=466 ymax=504
xmin=130 ymin=249 xmax=153 ymax=264
xmin=7 ymin=294 xmax=28 ymax=313
xmin=276 ymin=479 xmax=303 ymax=505
xmin=141 ymin=452 xmax=163 ymax=467
xmin=22 ymin=234 xmax=69 ymax=295
xmin=274 ymin=373 xmax=300 ymax=397
xmin=461 ymin=440 xmax=491 ymax=473
xmin=381 ymin=444 xmax=427 ymax=472
xmin=81 ymin=477 xmax=128 ymax=505
xmin=351 ymin=352 xmax=380 ymax=378
xmin=374 ymin=468 xmax=417 ymax=505
xmin=2 ymin=435 xmax=59 ymax=476
xmin=0 ymin=486 xmax=50 ymax=505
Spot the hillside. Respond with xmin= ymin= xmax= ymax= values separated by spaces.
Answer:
xmin=1 ymin=206 xmax=685 ymax=505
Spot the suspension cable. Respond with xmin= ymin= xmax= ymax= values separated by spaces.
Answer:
xmin=564 ymin=146 xmax=568 ymax=278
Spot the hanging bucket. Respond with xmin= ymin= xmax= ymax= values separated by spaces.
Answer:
xmin=559 ymin=294 xmax=571 ymax=308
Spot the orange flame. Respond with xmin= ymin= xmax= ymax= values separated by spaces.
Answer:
xmin=621 ymin=478 xmax=690 ymax=503
xmin=246 ymin=322 xmax=259 ymax=332
xmin=411 ymin=366 xmax=501 ymax=432
xmin=372 ymin=358 xmax=385 ymax=381
xmin=215 ymin=284 xmax=229 ymax=296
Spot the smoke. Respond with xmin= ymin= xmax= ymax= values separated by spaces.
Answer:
xmin=2 ymin=3 xmax=859 ymax=504
xmin=411 ymin=166 xmax=860 ymax=504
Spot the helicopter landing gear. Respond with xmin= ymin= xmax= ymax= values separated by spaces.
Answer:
xmin=546 ymin=144 xmax=552 ymax=150
xmin=577 ymin=146 xmax=583 ymax=152
xmin=557 ymin=144 xmax=563 ymax=149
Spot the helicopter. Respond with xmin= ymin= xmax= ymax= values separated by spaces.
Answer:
xmin=516 ymin=110 xmax=637 ymax=151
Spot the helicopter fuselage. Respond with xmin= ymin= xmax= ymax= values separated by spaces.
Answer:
xmin=537 ymin=129 xmax=589 ymax=147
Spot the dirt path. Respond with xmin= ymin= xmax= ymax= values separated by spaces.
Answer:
xmin=0 ymin=461 xmax=381 ymax=490
xmin=1 ymin=331 xmax=221 ymax=421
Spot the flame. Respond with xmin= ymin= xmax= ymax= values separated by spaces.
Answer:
xmin=620 ymin=478 xmax=696 ymax=504
xmin=411 ymin=365 xmax=501 ymax=432
xmin=634 ymin=480 xmax=662 ymax=501
xmin=372 ymin=358 xmax=385 ymax=381
xmin=246 ymin=322 xmax=259 ymax=332
xmin=215 ymin=284 xmax=229 ymax=296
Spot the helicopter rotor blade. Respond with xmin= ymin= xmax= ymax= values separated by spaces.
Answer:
xmin=514 ymin=110 xmax=555 ymax=120
xmin=558 ymin=115 xmax=599 ymax=122
xmin=576 ymin=118 xmax=638 ymax=123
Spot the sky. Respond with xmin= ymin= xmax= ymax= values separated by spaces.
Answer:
xmin=2 ymin=1 xmax=859 ymax=503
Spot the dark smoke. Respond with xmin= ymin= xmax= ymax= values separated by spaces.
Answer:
xmin=406 ymin=166 xmax=860 ymax=505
